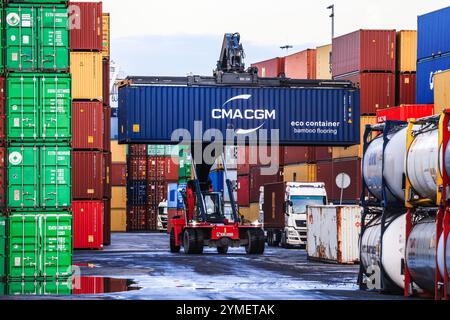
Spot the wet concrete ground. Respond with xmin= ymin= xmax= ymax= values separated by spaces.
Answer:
xmin=3 ymin=233 xmax=411 ymax=300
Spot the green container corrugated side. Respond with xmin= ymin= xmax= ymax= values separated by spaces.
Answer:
xmin=8 ymin=214 xmax=72 ymax=280
xmin=7 ymin=74 xmax=72 ymax=142
xmin=0 ymin=216 xmax=6 ymax=278
xmin=8 ymin=145 xmax=72 ymax=209
xmin=5 ymin=4 xmax=69 ymax=72
xmin=179 ymin=146 xmax=192 ymax=179
xmin=0 ymin=8 xmax=4 ymax=74
xmin=8 ymin=281 xmax=72 ymax=296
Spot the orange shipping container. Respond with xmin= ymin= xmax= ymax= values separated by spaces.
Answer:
xmin=397 ymin=30 xmax=417 ymax=73
xmin=285 ymin=49 xmax=316 ymax=79
xmin=434 ymin=70 xmax=450 ymax=114
xmin=240 ymin=204 xmax=260 ymax=224
xmin=102 ymin=13 xmax=110 ymax=58
xmin=316 ymin=44 xmax=332 ymax=79
xmin=111 ymin=209 xmax=127 ymax=232
xmin=283 ymin=164 xmax=317 ymax=183
xmin=71 ymin=52 xmax=103 ymax=101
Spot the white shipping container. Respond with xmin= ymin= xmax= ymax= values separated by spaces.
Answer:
xmin=307 ymin=206 xmax=362 ymax=264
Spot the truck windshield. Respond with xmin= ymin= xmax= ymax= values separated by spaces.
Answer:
xmin=158 ymin=207 xmax=166 ymax=216
xmin=290 ymin=196 xmax=326 ymax=214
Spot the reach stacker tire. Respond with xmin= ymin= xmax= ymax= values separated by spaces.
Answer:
xmin=245 ymin=229 xmax=265 ymax=255
xmin=217 ymin=246 xmax=229 ymax=255
xmin=183 ymin=229 xmax=204 ymax=255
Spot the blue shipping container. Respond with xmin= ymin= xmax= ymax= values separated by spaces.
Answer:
xmin=167 ymin=183 xmax=186 ymax=209
xmin=209 ymin=170 xmax=225 ymax=195
xmin=111 ymin=117 xmax=119 ymax=140
xmin=127 ymin=180 xmax=147 ymax=205
xmin=417 ymin=54 xmax=450 ymax=104
xmin=418 ymin=6 xmax=450 ymax=61
xmin=119 ymin=85 xmax=360 ymax=146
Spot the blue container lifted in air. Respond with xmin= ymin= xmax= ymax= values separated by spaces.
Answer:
xmin=418 ymin=6 xmax=450 ymax=61
xmin=118 ymin=76 xmax=360 ymax=147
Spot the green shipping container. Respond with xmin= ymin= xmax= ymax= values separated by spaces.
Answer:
xmin=8 ymin=281 xmax=72 ymax=296
xmin=8 ymin=214 xmax=72 ymax=280
xmin=8 ymin=145 xmax=72 ymax=209
xmin=5 ymin=4 xmax=69 ymax=72
xmin=0 ymin=216 xmax=6 ymax=278
xmin=7 ymin=74 xmax=72 ymax=142
xmin=179 ymin=146 xmax=192 ymax=179
xmin=0 ymin=9 xmax=4 ymax=74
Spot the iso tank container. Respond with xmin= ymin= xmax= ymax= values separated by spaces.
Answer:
xmin=72 ymin=102 xmax=105 ymax=151
xmin=418 ymin=6 xmax=450 ymax=61
xmin=307 ymin=206 xmax=361 ymax=264
xmin=69 ymin=2 xmax=103 ymax=51
xmin=119 ymin=85 xmax=360 ymax=146
xmin=332 ymin=30 xmax=396 ymax=77
xmin=8 ymin=214 xmax=72 ymax=280
xmin=72 ymin=151 xmax=105 ymax=200
xmin=251 ymin=57 xmax=285 ymax=78
xmin=73 ymin=201 xmax=104 ymax=250
xmin=417 ymin=54 xmax=450 ymax=104
xmin=334 ymin=72 xmax=395 ymax=114
xmin=5 ymin=4 xmax=69 ymax=72
xmin=284 ymin=49 xmax=316 ymax=80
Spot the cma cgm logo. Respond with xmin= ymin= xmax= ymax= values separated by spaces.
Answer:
xmin=211 ymin=95 xmax=276 ymax=135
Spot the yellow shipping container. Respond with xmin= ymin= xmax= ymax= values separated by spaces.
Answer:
xmin=102 ymin=13 xmax=110 ymax=58
xmin=112 ymin=187 xmax=127 ymax=209
xmin=71 ymin=52 xmax=103 ymax=101
xmin=397 ymin=30 xmax=417 ymax=73
xmin=283 ymin=164 xmax=317 ymax=183
xmin=434 ymin=70 xmax=450 ymax=115
xmin=111 ymin=141 xmax=127 ymax=163
xmin=316 ymin=44 xmax=332 ymax=79
xmin=239 ymin=204 xmax=260 ymax=223
xmin=332 ymin=116 xmax=377 ymax=159
xmin=111 ymin=209 xmax=127 ymax=232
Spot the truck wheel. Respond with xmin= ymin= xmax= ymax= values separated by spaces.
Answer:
xmin=267 ymin=231 xmax=273 ymax=247
xmin=194 ymin=229 xmax=204 ymax=254
xmin=245 ymin=229 xmax=265 ymax=255
xmin=170 ymin=229 xmax=181 ymax=253
xmin=273 ymin=232 xmax=281 ymax=247
xmin=217 ymin=246 xmax=229 ymax=255
xmin=183 ymin=229 xmax=199 ymax=254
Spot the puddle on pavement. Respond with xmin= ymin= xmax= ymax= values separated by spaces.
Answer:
xmin=0 ymin=277 xmax=142 ymax=296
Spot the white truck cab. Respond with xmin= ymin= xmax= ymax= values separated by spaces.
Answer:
xmin=157 ymin=201 xmax=169 ymax=232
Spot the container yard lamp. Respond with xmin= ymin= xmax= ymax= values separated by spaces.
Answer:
xmin=327 ymin=4 xmax=335 ymax=40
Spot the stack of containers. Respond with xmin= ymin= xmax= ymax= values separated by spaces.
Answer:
xmin=396 ymin=31 xmax=417 ymax=105
xmin=284 ymin=49 xmax=316 ymax=79
xmin=417 ymin=6 xmax=450 ymax=106
xmin=4 ymin=1 xmax=73 ymax=281
xmin=126 ymin=144 xmax=147 ymax=231
xmin=110 ymin=140 xmax=127 ymax=232
xmin=70 ymin=2 xmax=111 ymax=249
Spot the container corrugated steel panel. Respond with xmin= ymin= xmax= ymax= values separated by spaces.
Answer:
xmin=418 ymin=6 xmax=450 ymax=61
xmin=376 ymin=104 xmax=434 ymax=123
xmin=111 ymin=186 xmax=126 ymax=209
xmin=0 ymin=216 xmax=5 ymax=278
xmin=283 ymin=147 xmax=315 ymax=165
xmin=238 ymin=146 xmax=284 ymax=174
xmin=103 ymin=199 xmax=111 ymax=246
xmin=332 ymin=116 xmax=376 ymax=159
xmin=102 ymin=13 xmax=110 ymax=58
xmin=417 ymin=54 xmax=450 ymax=104
xmin=307 ymin=206 xmax=361 ymax=264
xmin=434 ymin=70 xmax=450 ymax=114
xmin=397 ymin=31 xmax=417 ymax=73
xmin=251 ymin=57 xmax=285 ymax=78
xmin=103 ymin=59 xmax=110 ymax=106
xmin=119 ymin=85 xmax=360 ymax=146
xmin=128 ymin=155 xmax=147 ymax=180
xmin=284 ymin=49 xmax=316 ymax=79
xmin=263 ymin=182 xmax=285 ymax=229
xmin=249 ymin=166 xmax=283 ymax=203
xmin=103 ymin=106 xmax=111 ymax=152
xmin=111 ymin=141 xmax=126 ymax=162
xmin=111 ymin=209 xmax=126 ymax=232
xmin=70 ymin=52 xmax=103 ymax=101
xmin=147 ymin=180 xmax=167 ymax=206
xmin=127 ymin=180 xmax=147 ymax=205
xmin=73 ymin=201 xmax=104 ymax=250
xmin=128 ymin=144 xmax=147 ymax=156
xmin=315 ymin=146 xmax=333 ymax=162
xmin=335 ymin=72 xmax=395 ymax=114
xmin=316 ymin=44 xmax=332 ymax=79
xmin=0 ymin=147 xmax=5 ymax=209
xmin=103 ymin=152 xmax=111 ymax=199
xmin=237 ymin=175 xmax=250 ymax=207
xmin=127 ymin=205 xmax=147 ymax=232
xmin=111 ymin=163 xmax=126 ymax=186
xmin=397 ymin=73 xmax=416 ymax=105
xmin=0 ymin=77 xmax=5 ymax=143
xmin=72 ymin=102 xmax=104 ymax=150
xmin=69 ymin=2 xmax=103 ymax=51
xmin=283 ymin=164 xmax=317 ymax=183
xmin=73 ymin=151 xmax=104 ymax=200
xmin=317 ymin=161 xmax=334 ymax=200
xmin=332 ymin=30 xmax=396 ymax=77
xmin=331 ymin=158 xmax=362 ymax=204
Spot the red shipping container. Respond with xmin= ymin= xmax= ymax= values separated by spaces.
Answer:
xmin=103 ymin=106 xmax=111 ymax=152
xmin=285 ymin=49 xmax=316 ymax=79
xmin=73 ymin=277 xmax=105 ymax=295
xmin=103 ymin=199 xmax=111 ymax=246
xmin=146 ymin=206 xmax=158 ymax=231
xmin=164 ymin=157 xmax=179 ymax=181
xmin=317 ymin=161 xmax=334 ymax=201
xmin=103 ymin=59 xmax=110 ymax=106
xmin=72 ymin=102 xmax=105 ymax=151
xmin=73 ymin=151 xmax=105 ymax=200
xmin=103 ymin=152 xmax=112 ymax=199
xmin=251 ymin=57 xmax=285 ymax=78
xmin=111 ymin=163 xmax=127 ymax=186
xmin=397 ymin=73 xmax=416 ymax=105
xmin=147 ymin=181 xmax=167 ymax=206
xmin=0 ymin=147 xmax=5 ymax=209
xmin=331 ymin=158 xmax=362 ymax=204
xmin=128 ymin=156 xmax=147 ymax=180
xmin=249 ymin=166 xmax=283 ymax=203
xmin=69 ymin=2 xmax=103 ymax=51
xmin=335 ymin=72 xmax=396 ymax=114
xmin=0 ymin=77 xmax=5 ymax=143
xmin=376 ymin=104 xmax=435 ymax=123
xmin=237 ymin=146 xmax=284 ymax=176
xmin=237 ymin=175 xmax=250 ymax=207
xmin=332 ymin=30 xmax=396 ymax=77
xmin=283 ymin=147 xmax=316 ymax=165
xmin=127 ymin=205 xmax=147 ymax=232
xmin=73 ymin=201 xmax=104 ymax=250
xmin=128 ymin=144 xmax=147 ymax=156
xmin=315 ymin=146 xmax=333 ymax=162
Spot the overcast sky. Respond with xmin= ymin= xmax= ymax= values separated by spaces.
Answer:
xmin=85 ymin=0 xmax=449 ymax=76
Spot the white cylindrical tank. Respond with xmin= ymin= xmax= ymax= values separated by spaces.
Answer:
xmin=437 ymin=232 xmax=450 ymax=279
xmin=362 ymin=128 xmax=408 ymax=203
xmin=361 ymin=214 xmax=406 ymax=289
